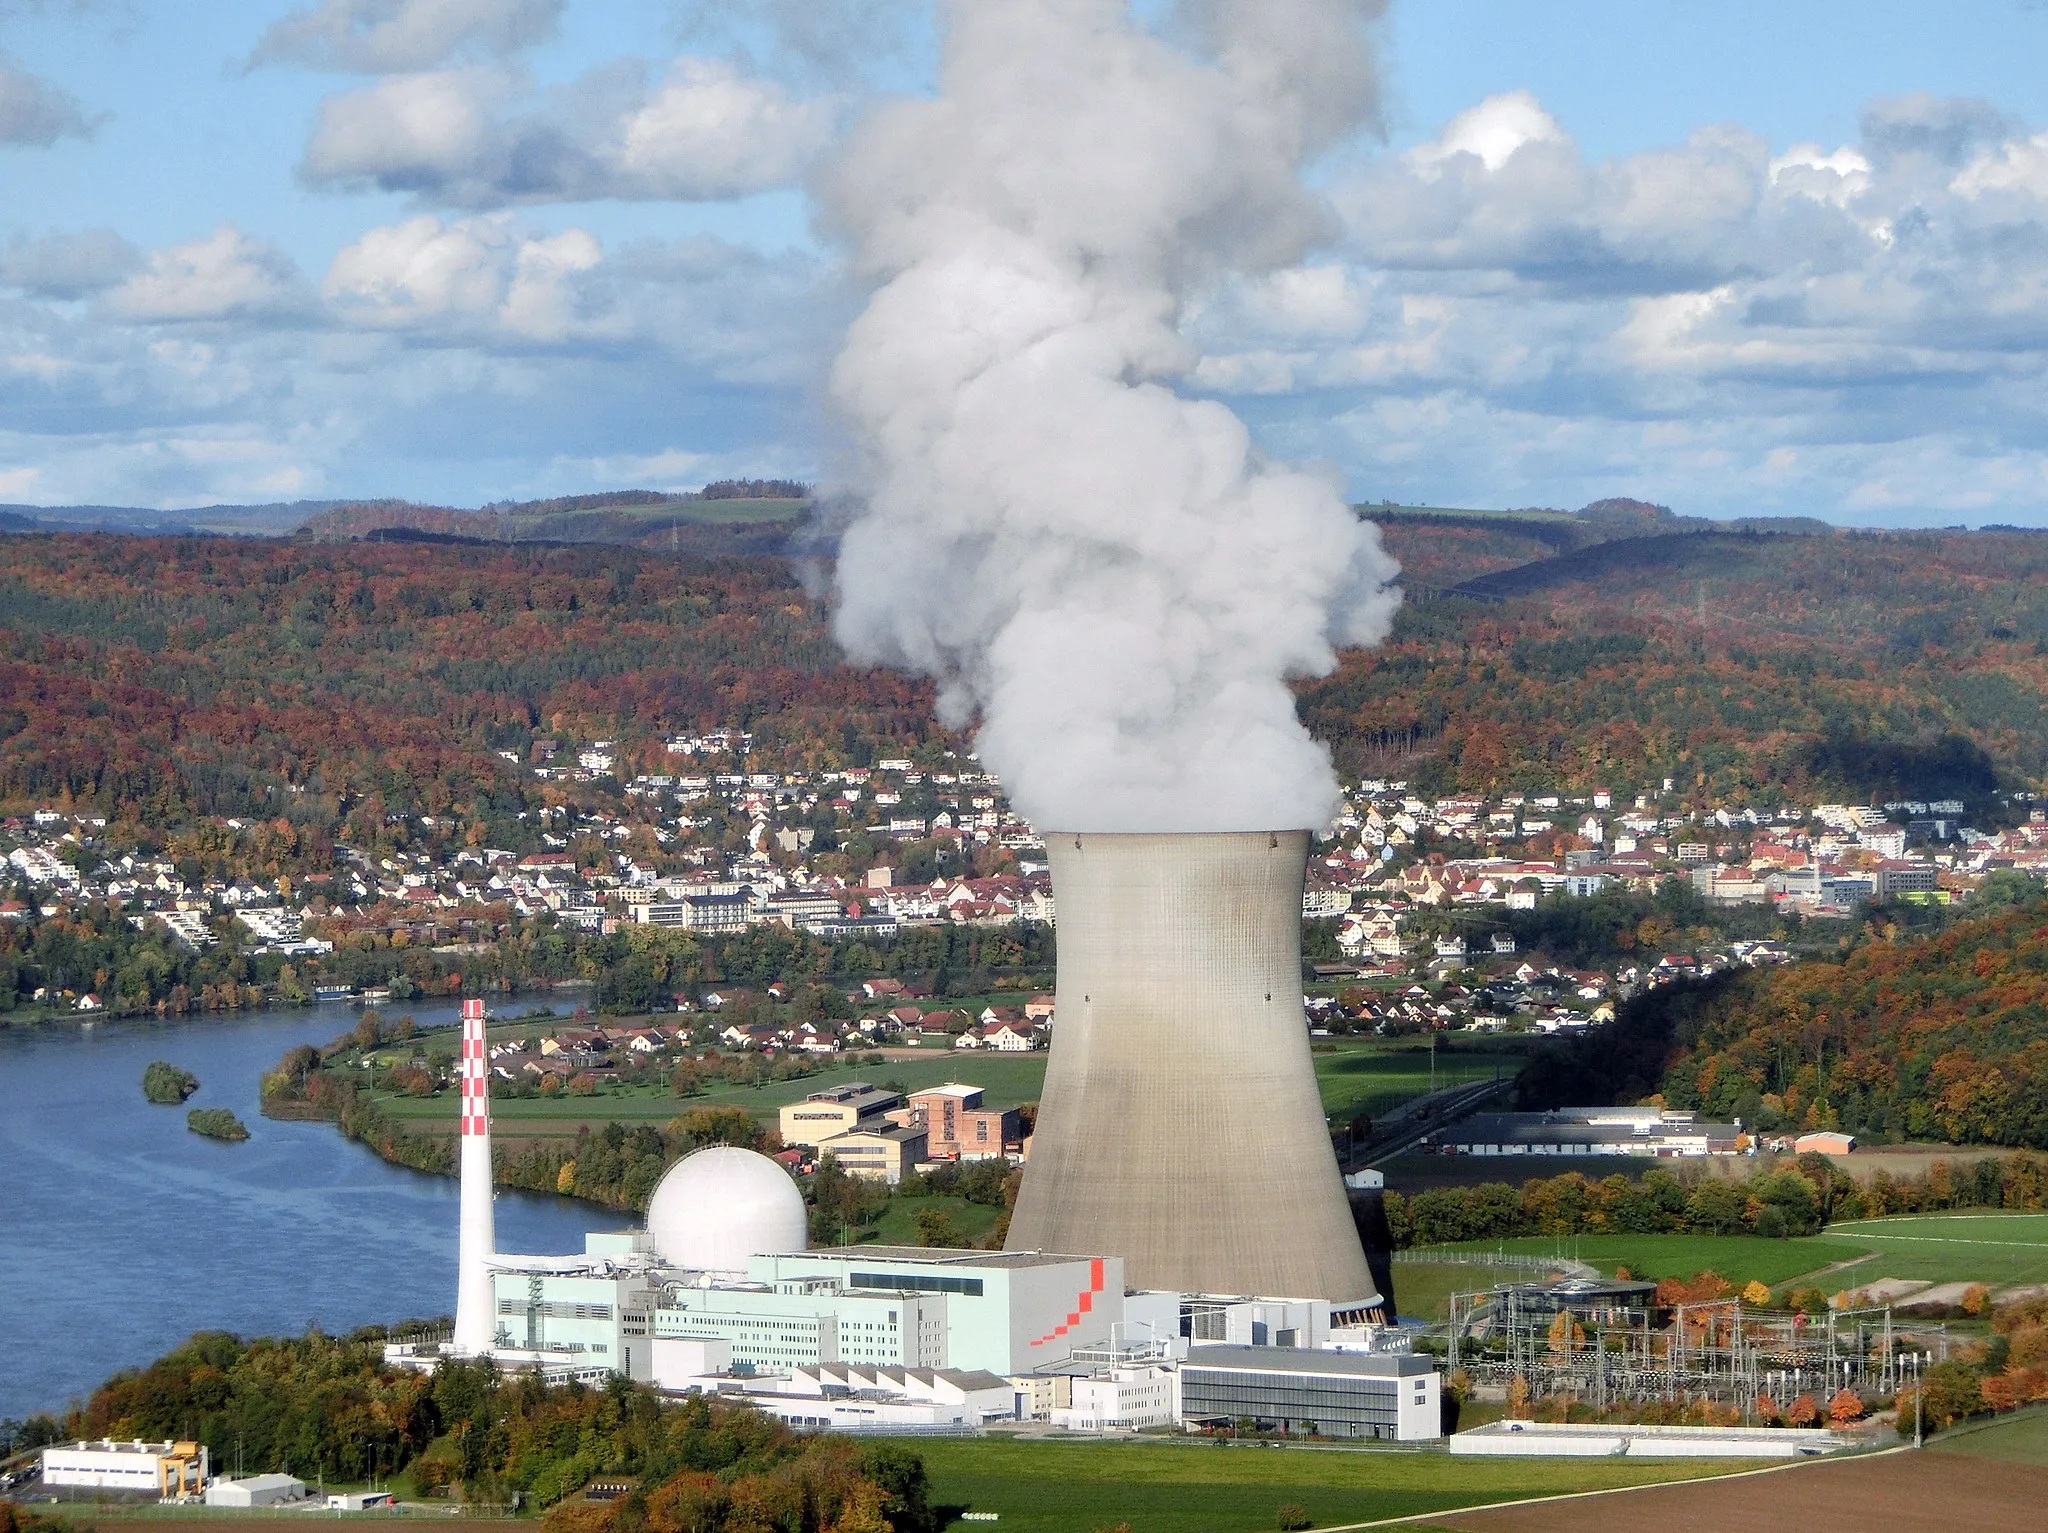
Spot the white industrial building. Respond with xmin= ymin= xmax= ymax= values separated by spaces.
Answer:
xmin=39 ymin=1440 xmax=207 ymax=1497
xmin=1178 ymin=1346 xmax=1440 ymax=1441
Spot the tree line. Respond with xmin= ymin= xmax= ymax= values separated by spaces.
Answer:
xmin=1385 ymin=1148 xmax=2048 ymax=1250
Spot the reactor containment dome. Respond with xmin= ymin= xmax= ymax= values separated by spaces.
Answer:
xmin=646 ymin=1146 xmax=807 ymax=1275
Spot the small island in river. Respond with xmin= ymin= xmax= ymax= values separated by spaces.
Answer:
xmin=186 ymin=1107 xmax=251 ymax=1142
xmin=142 ymin=1060 xmax=199 ymax=1103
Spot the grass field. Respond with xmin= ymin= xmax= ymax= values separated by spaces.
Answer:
xmin=1437 ymin=1215 xmax=2048 ymax=1300
xmin=1314 ymin=1045 xmax=1517 ymax=1122
xmin=909 ymin=1436 xmax=1753 ymax=1533
xmin=1821 ymin=1213 xmax=2048 ymax=1291
xmin=1933 ymin=1406 xmax=2048 ymax=1466
xmin=1391 ymin=1260 xmax=1553 ymax=1323
xmin=1434 ymin=1233 xmax=1876 ymax=1290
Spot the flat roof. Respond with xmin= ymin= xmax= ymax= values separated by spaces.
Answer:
xmin=1183 ymin=1345 xmax=1433 ymax=1378
xmin=770 ymin=1246 xmax=1098 ymax=1270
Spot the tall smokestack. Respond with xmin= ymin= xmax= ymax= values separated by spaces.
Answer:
xmin=1007 ymin=831 xmax=1378 ymax=1304
xmin=452 ymin=997 xmax=496 ymax=1356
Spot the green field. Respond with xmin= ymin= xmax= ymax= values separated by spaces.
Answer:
xmin=1314 ymin=1045 xmax=1516 ymax=1122
xmin=1821 ymin=1213 xmax=2048 ymax=1290
xmin=1434 ymin=1233 xmax=1875 ymax=1290
xmin=369 ymin=1051 xmax=1049 ymax=1134
xmin=1391 ymin=1260 xmax=1552 ymax=1323
xmin=1932 ymin=1405 xmax=2048 ymax=1466
xmin=1436 ymin=1214 xmax=2048 ymax=1299
xmin=366 ymin=1038 xmax=1506 ymax=1140
xmin=908 ymin=1436 xmax=1753 ymax=1533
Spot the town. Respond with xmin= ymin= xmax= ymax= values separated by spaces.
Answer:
xmin=1 ymin=727 xmax=2033 ymax=1037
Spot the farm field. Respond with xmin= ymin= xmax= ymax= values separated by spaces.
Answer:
xmin=907 ymin=1436 xmax=1751 ymax=1533
xmin=1442 ymin=1446 xmax=2048 ymax=1533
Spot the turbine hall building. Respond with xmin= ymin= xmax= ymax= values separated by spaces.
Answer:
xmin=1006 ymin=830 xmax=1382 ymax=1314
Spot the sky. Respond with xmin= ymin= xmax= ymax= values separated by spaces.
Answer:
xmin=4 ymin=0 xmax=2048 ymax=522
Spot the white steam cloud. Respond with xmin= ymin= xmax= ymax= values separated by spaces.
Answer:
xmin=823 ymin=0 xmax=1401 ymax=834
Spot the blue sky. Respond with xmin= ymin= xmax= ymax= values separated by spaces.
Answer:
xmin=4 ymin=0 xmax=2048 ymax=521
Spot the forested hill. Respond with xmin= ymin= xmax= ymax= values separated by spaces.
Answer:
xmin=7 ymin=518 xmax=2048 ymax=835
xmin=1306 ymin=523 xmax=2048 ymax=806
xmin=1522 ymin=896 xmax=2048 ymax=1149
xmin=0 ymin=534 xmax=933 ymax=840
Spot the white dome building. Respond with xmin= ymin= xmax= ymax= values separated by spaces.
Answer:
xmin=645 ymin=1146 xmax=808 ymax=1276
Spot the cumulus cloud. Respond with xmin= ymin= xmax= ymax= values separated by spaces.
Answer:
xmin=1183 ymin=88 xmax=2048 ymax=520
xmin=104 ymin=228 xmax=315 ymax=323
xmin=249 ymin=0 xmax=561 ymax=73
xmin=0 ymin=59 xmax=98 ymax=145
xmin=299 ymin=55 xmax=830 ymax=205
xmin=323 ymin=212 xmax=607 ymax=341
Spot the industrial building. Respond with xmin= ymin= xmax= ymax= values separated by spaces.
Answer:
xmin=39 ymin=1440 xmax=207 ymax=1497
xmin=777 ymin=1081 xmax=1018 ymax=1175
xmin=1178 ymin=1346 xmax=1441 ymax=1440
xmin=1008 ymin=831 xmax=1383 ymax=1308
xmin=1423 ymin=1107 xmax=1743 ymax=1158
xmin=777 ymin=1083 xmax=904 ymax=1149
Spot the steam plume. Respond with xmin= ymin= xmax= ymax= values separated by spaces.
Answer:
xmin=824 ymin=0 xmax=1400 ymax=832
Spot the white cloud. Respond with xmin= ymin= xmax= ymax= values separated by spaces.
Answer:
xmin=298 ymin=55 xmax=830 ymax=206
xmin=1408 ymin=89 xmax=1565 ymax=175
xmin=1175 ymin=89 xmax=2048 ymax=520
xmin=324 ymin=212 xmax=607 ymax=341
xmin=300 ymin=67 xmax=512 ymax=191
xmin=612 ymin=58 xmax=832 ymax=199
xmin=0 ymin=59 xmax=98 ymax=145
xmin=249 ymin=0 xmax=562 ymax=73
xmin=105 ymin=228 xmax=316 ymax=324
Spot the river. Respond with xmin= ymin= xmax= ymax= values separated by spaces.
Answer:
xmin=0 ymin=1002 xmax=619 ymax=1420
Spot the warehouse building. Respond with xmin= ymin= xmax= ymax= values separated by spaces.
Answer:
xmin=1423 ymin=1107 xmax=1742 ymax=1158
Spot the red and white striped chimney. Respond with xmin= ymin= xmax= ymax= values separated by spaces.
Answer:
xmin=451 ymin=998 xmax=496 ymax=1356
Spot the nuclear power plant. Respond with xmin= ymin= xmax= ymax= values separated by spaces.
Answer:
xmin=1007 ymin=831 xmax=1382 ymax=1312
xmin=390 ymin=960 xmax=1432 ymax=1439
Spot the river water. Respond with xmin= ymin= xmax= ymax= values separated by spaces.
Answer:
xmin=0 ymin=1002 xmax=617 ymax=1420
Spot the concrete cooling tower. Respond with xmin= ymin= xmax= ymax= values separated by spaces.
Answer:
xmin=1006 ymin=831 xmax=1380 ymax=1306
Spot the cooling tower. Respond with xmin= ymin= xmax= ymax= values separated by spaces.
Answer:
xmin=1006 ymin=831 xmax=1379 ymax=1304
xmin=451 ymin=998 xmax=496 ymax=1356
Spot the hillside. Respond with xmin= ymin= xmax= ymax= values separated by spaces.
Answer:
xmin=1306 ymin=523 xmax=2048 ymax=805
xmin=301 ymin=488 xmax=808 ymax=551
xmin=0 ymin=533 xmax=930 ymax=838
xmin=1522 ymin=897 xmax=2048 ymax=1149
